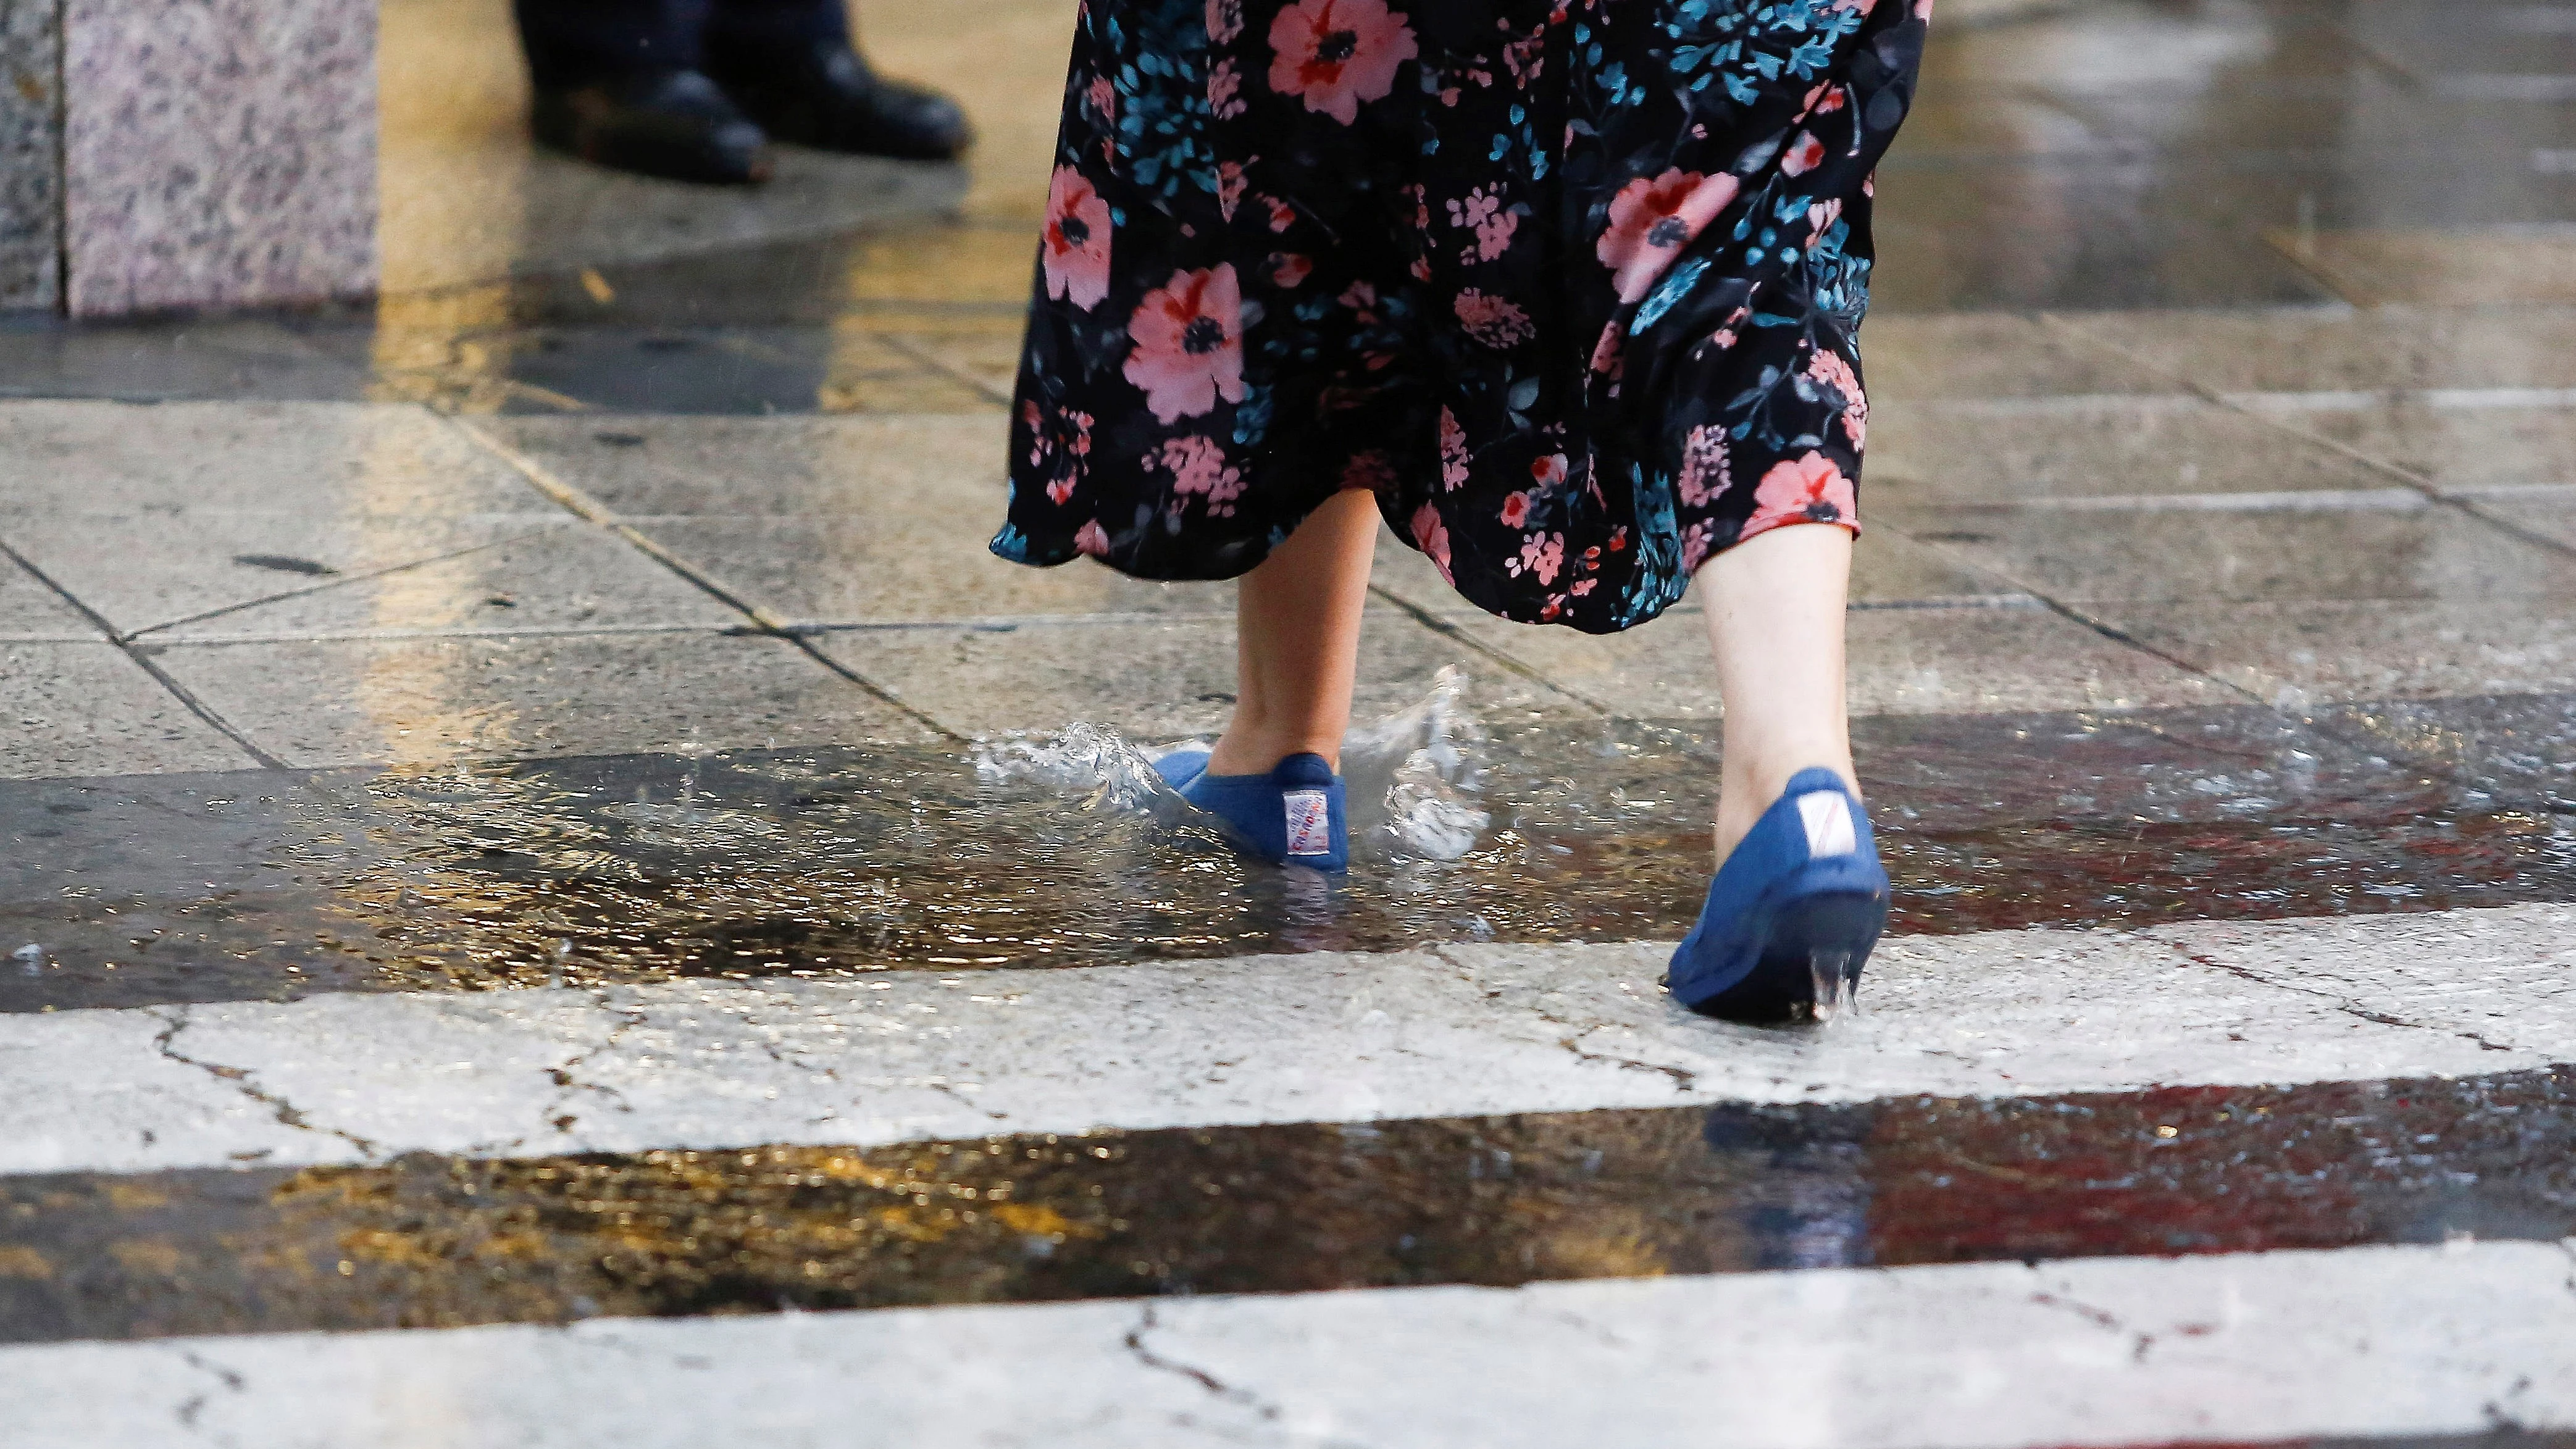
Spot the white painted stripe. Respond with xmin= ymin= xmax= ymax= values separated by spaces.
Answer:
xmin=1 ymin=1242 xmax=2568 ymax=1448
xmin=3 ymin=904 xmax=2569 ymax=1179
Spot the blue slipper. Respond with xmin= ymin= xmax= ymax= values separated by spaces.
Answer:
xmin=1152 ymin=749 xmax=1349 ymax=872
xmin=1668 ymin=767 xmax=1889 ymax=1021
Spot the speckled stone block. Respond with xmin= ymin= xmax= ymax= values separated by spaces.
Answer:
xmin=0 ymin=0 xmax=61 ymax=310
xmin=60 ymin=0 xmax=376 ymax=316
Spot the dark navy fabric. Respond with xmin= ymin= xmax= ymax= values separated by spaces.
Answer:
xmin=514 ymin=0 xmax=851 ymax=87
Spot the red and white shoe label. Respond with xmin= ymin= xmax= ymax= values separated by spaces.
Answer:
xmin=1284 ymin=790 xmax=1333 ymax=857
xmin=1797 ymin=791 xmax=1858 ymax=858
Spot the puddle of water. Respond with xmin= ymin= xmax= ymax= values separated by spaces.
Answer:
xmin=6 ymin=1067 xmax=2570 ymax=1345
xmin=3 ymin=690 xmax=2572 ymax=1011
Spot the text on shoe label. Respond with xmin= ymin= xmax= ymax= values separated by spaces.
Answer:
xmin=1284 ymin=790 xmax=1333 ymax=857
xmin=1797 ymin=791 xmax=1858 ymax=858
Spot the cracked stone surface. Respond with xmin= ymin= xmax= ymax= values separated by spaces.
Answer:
xmin=9 ymin=906 xmax=2574 ymax=1177
xmin=2 ymin=1242 xmax=2570 ymax=1447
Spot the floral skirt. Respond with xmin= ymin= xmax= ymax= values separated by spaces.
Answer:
xmin=991 ymin=0 xmax=1928 ymax=633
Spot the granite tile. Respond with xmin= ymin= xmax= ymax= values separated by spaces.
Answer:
xmin=1368 ymin=527 xmax=2020 ymax=619
xmin=1857 ymin=314 xmax=2172 ymax=401
xmin=1419 ymin=603 xmax=2224 ymax=720
xmin=1865 ymin=394 xmax=2394 ymax=505
xmin=0 ymin=0 xmax=61 ymax=311
xmin=61 ymin=0 xmax=377 ymax=315
xmin=148 ymin=632 xmax=934 ymax=768
xmin=1886 ymin=503 xmax=2576 ymax=606
xmin=2230 ymin=396 xmax=2576 ymax=495
xmin=2094 ymin=599 xmax=2576 ymax=707
xmin=0 ymin=400 xmax=548 ymax=516
xmin=2055 ymin=305 xmax=2576 ymax=395
xmin=0 ymin=550 xmax=95 ymax=640
xmin=483 ymin=412 xmax=1007 ymax=517
xmin=2264 ymin=228 xmax=2576 ymax=308
xmin=0 ymin=641 xmax=256 ymax=779
xmin=809 ymin=607 xmax=1563 ymax=740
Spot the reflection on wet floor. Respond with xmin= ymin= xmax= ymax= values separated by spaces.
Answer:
xmin=18 ymin=0 xmax=2576 ymax=411
xmin=4 ymin=692 xmax=2571 ymax=1014
xmin=4 ymin=1066 xmax=2567 ymax=1345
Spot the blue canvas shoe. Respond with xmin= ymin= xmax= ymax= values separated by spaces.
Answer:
xmin=1152 ymin=750 xmax=1349 ymax=872
xmin=1668 ymin=767 xmax=1889 ymax=1022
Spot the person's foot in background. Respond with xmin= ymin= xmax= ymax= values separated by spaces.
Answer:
xmin=514 ymin=0 xmax=970 ymax=186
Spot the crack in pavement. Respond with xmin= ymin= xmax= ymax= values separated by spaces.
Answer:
xmin=1120 ymin=1304 xmax=1379 ymax=1448
xmin=146 ymin=1006 xmax=378 ymax=1158
xmin=1431 ymin=945 xmax=1704 ymax=1093
xmin=535 ymin=990 xmax=650 ymax=1141
xmin=2155 ymin=937 xmax=2524 ymax=1053
xmin=172 ymin=1347 xmax=249 ymax=1444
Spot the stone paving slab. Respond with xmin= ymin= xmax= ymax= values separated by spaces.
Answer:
xmin=0 ymin=400 xmax=550 ymax=517
xmin=1868 ymin=395 xmax=2402 ymax=504
xmin=1408 ymin=602 xmax=2227 ymax=719
xmin=2097 ymin=599 xmax=2576 ymax=706
xmin=809 ymin=608 xmax=1565 ymax=740
xmin=0 ymin=643 xmax=257 ymax=780
xmin=1884 ymin=501 xmax=2576 ymax=606
xmin=1 ymin=1240 xmax=2567 ymax=1448
xmin=477 ymin=413 xmax=1005 ymax=518
xmin=143 ymin=633 xmax=934 ymax=769
xmin=2054 ymin=306 xmax=2576 ymax=395
xmin=145 ymin=524 xmax=736 ymax=642
xmin=5 ymin=906 xmax=2566 ymax=1180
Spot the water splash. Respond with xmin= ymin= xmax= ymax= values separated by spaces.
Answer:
xmin=1344 ymin=667 xmax=1492 ymax=862
xmin=972 ymin=720 xmax=1197 ymax=827
xmin=976 ymin=670 xmax=1495 ymax=863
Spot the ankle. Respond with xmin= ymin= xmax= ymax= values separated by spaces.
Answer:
xmin=1713 ymin=755 xmax=1860 ymax=865
xmin=1207 ymin=722 xmax=1340 ymax=776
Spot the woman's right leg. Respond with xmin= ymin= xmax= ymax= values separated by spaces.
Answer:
xmin=1702 ymin=521 xmax=1860 ymax=862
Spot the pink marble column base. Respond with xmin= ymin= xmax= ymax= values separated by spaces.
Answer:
xmin=62 ymin=0 xmax=378 ymax=317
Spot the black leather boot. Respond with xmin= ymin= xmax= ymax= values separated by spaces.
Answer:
xmin=704 ymin=36 xmax=974 ymax=163
xmin=531 ymin=69 xmax=775 ymax=185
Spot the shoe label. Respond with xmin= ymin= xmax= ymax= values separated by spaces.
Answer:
xmin=1797 ymin=791 xmax=1858 ymax=859
xmin=1284 ymin=790 xmax=1333 ymax=857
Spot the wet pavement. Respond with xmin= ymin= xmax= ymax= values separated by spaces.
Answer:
xmin=6 ymin=0 xmax=2576 ymax=1443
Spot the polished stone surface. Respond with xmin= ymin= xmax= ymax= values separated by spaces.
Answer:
xmin=59 ymin=0 xmax=376 ymax=316
xmin=0 ymin=0 xmax=58 ymax=312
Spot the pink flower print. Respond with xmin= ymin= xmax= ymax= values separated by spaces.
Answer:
xmin=1448 ymin=188 xmax=1501 ymax=232
xmin=1089 ymin=76 xmax=1116 ymax=124
xmin=1043 ymin=167 xmax=1113 ymax=312
xmin=1678 ymin=424 xmax=1731 ymax=507
xmin=1500 ymin=490 xmax=1533 ymax=528
xmin=1679 ymin=519 xmax=1719 ymax=573
xmin=1123 ymin=265 xmax=1246 ymax=424
xmin=1218 ymin=162 xmax=1248 ymax=222
xmin=1438 ymin=407 xmax=1470 ymax=490
xmin=1508 ymin=531 xmax=1565 ymax=585
xmin=1454 ymin=290 xmax=1534 ymax=349
xmin=1807 ymin=198 xmax=1843 ymax=242
xmin=1411 ymin=502 xmax=1453 ymax=581
xmin=1265 ymin=197 xmax=1298 ymax=233
xmin=1208 ymin=59 xmax=1247 ymax=119
xmin=1160 ymin=436 xmax=1245 ymax=516
xmin=1272 ymin=253 xmax=1313 ymax=288
xmin=1047 ymin=475 xmax=1077 ymax=506
xmin=1809 ymin=351 xmax=1870 ymax=448
xmin=1268 ymin=0 xmax=1419 ymax=125
xmin=1531 ymin=453 xmax=1568 ymax=488
xmin=1074 ymin=519 xmax=1111 ymax=557
xmin=1781 ymin=132 xmax=1826 ymax=177
xmin=1804 ymin=81 xmax=1846 ymax=114
xmin=1207 ymin=0 xmax=1244 ymax=43
xmin=1597 ymin=169 xmax=1741 ymax=303
xmin=1750 ymin=452 xmax=1858 ymax=534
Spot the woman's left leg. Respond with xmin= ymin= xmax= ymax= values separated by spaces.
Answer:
xmin=1206 ymin=489 xmax=1381 ymax=777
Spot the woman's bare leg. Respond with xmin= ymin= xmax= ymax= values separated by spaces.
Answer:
xmin=1206 ymin=488 xmax=1380 ymax=775
xmin=1704 ymin=522 xmax=1860 ymax=862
